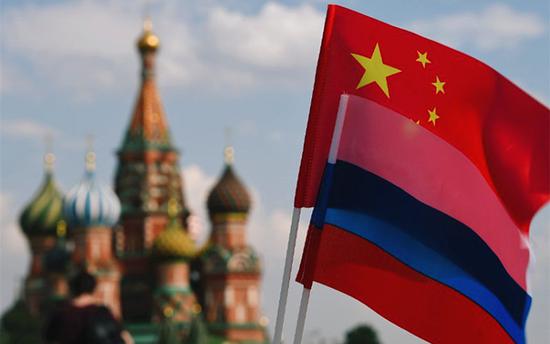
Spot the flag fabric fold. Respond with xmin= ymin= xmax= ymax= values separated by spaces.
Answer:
xmin=295 ymin=5 xmax=549 ymax=344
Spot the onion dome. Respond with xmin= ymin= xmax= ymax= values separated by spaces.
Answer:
xmin=43 ymin=221 xmax=71 ymax=273
xmin=19 ymin=153 xmax=64 ymax=237
xmin=152 ymin=199 xmax=196 ymax=261
xmin=63 ymin=150 xmax=120 ymax=228
xmin=137 ymin=17 xmax=159 ymax=52
xmin=207 ymin=147 xmax=251 ymax=215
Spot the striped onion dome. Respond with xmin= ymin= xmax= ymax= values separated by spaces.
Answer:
xmin=207 ymin=147 xmax=251 ymax=215
xmin=63 ymin=151 xmax=120 ymax=228
xmin=19 ymin=153 xmax=64 ymax=237
xmin=152 ymin=200 xmax=196 ymax=261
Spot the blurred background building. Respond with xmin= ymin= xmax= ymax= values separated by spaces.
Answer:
xmin=0 ymin=20 xmax=269 ymax=344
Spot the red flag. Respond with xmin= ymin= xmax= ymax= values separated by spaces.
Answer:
xmin=294 ymin=5 xmax=549 ymax=234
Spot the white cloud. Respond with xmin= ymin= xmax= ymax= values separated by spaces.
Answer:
xmin=207 ymin=3 xmax=323 ymax=69
xmin=2 ymin=1 xmax=324 ymax=98
xmin=2 ymin=0 xmax=199 ymax=95
xmin=0 ymin=192 xmax=31 ymax=313
xmin=0 ymin=118 xmax=59 ymax=141
xmin=3 ymin=1 xmax=136 ymax=95
xmin=182 ymin=164 xmax=216 ymax=212
xmin=6 ymin=2 xmax=133 ymax=60
xmin=181 ymin=164 xmax=216 ymax=242
xmin=409 ymin=4 xmax=545 ymax=51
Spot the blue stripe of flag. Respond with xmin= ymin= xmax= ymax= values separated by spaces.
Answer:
xmin=314 ymin=160 xmax=530 ymax=343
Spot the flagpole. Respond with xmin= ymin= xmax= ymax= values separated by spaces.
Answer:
xmin=292 ymin=287 xmax=311 ymax=344
xmin=291 ymin=94 xmax=350 ymax=344
xmin=273 ymin=207 xmax=302 ymax=344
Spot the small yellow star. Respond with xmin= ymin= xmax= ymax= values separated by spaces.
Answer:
xmin=351 ymin=43 xmax=401 ymax=98
xmin=416 ymin=51 xmax=431 ymax=68
xmin=415 ymin=120 xmax=420 ymax=125
xmin=428 ymin=107 xmax=440 ymax=125
xmin=432 ymin=76 xmax=446 ymax=94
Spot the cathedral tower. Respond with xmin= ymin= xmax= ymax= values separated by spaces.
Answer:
xmin=114 ymin=19 xmax=187 ymax=320
xmin=151 ymin=199 xmax=198 ymax=339
xmin=64 ymin=149 xmax=122 ymax=317
xmin=19 ymin=151 xmax=64 ymax=315
xmin=201 ymin=147 xmax=267 ymax=342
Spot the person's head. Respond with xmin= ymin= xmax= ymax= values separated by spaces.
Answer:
xmin=69 ymin=270 xmax=96 ymax=297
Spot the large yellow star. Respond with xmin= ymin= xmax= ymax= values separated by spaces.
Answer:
xmin=428 ymin=107 xmax=440 ymax=125
xmin=416 ymin=51 xmax=431 ymax=68
xmin=351 ymin=44 xmax=401 ymax=98
xmin=432 ymin=76 xmax=446 ymax=94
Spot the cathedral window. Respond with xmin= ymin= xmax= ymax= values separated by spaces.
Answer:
xmin=235 ymin=304 xmax=246 ymax=323
xmin=91 ymin=240 xmax=100 ymax=259
xmin=247 ymin=286 xmax=258 ymax=306
xmin=224 ymin=287 xmax=234 ymax=306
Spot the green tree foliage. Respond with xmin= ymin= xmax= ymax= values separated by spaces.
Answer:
xmin=187 ymin=317 xmax=208 ymax=344
xmin=157 ymin=318 xmax=181 ymax=344
xmin=344 ymin=324 xmax=381 ymax=344
xmin=0 ymin=299 xmax=43 ymax=344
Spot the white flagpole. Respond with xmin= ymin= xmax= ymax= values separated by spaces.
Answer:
xmin=273 ymin=207 xmax=302 ymax=344
xmin=291 ymin=94 xmax=350 ymax=344
xmin=292 ymin=287 xmax=311 ymax=344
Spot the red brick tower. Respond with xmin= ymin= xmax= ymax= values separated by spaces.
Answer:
xmin=200 ymin=147 xmax=267 ymax=343
xmin=114 ymin=19 xmax=187 ymax=321
xmin=64 ymin=149 xmax=122 ymax=317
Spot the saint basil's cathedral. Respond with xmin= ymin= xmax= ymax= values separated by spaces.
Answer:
xmin=1 ymin=19 xmax=269 ymax=344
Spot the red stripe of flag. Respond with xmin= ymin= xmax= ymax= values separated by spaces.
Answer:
xmin=311 ymin=225 xmax=516 ymax=344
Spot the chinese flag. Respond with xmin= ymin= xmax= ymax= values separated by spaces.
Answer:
xmin=294 ymin=5 xmax=549 ymax=235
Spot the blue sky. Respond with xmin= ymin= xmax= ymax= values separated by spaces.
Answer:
xmin=1 ymin=1 xmax=548 ymax=343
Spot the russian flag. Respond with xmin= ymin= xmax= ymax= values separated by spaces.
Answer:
xmin=294 ymin=5 xmax=549 ymax=344
xmin=298 ymin=95 xmax=533 ymax=343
